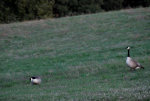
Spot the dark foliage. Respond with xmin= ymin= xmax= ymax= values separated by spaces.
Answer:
xmin=53 ymin=0 xmax=103 ymax=17
xmin=0 ymin=0 xmax=150 ymax=23
xmin=0 ymin=0 xmax=54 ymax=23
xmin=123 ymin=0 xmax=150 ymax=7
xmin=102 ymin=0 xmax=124 ymax=11
xmin=53 ymin=0 xmax=150 ymax=17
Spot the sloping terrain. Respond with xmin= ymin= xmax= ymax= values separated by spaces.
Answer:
xmin=0 ymin=7 xmax=150 ymax=101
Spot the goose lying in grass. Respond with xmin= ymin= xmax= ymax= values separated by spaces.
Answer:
xmin=30 ymin=76 xmax=41 ymax=85
xmin=126 ymin=47 xmax=144 ymax=70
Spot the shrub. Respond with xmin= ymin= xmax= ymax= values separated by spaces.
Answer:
xmin=0 ymin=0 xmax=54 ymax=23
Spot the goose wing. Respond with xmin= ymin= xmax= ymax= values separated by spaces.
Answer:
xmin=131 ymin=59 xmax=144 ymax=69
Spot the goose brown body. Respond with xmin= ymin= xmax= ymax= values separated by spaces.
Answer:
xmin=126 ymin=57 xmax=144 ymax=69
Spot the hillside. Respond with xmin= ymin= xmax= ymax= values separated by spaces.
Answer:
xmin=0 ymin=7 xmax=150 ymax=101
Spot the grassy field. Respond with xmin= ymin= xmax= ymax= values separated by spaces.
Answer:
xmin=0 ymin=7 xmax=150 ymax=101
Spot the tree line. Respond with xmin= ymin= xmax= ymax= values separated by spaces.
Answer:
xmin=0 ymin=0 xmax=150 ymax=23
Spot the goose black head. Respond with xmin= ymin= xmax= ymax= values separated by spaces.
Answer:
xmin=126 ymin=46 xmax=130 ymax=50
xmin=30 ymin=77 xmax=36 ymax=81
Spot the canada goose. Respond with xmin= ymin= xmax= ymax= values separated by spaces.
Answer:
xmin=126 ymin=47 xmax=144 ymax=70
xmin=30 ymin=77 xmax=41 ymax=85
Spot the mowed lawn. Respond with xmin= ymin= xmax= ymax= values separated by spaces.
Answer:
xmin=0 ymin=7 xmax=150 ymax=101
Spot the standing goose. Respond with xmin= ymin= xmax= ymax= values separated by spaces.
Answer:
xmin=126 ymin=47 xmax=144 ymax=70
xmin=30 ymin=76 xmax=41 ymax=85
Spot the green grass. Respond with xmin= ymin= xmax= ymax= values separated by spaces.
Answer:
xmin=0 ymin=7 xmax=150 ymax=101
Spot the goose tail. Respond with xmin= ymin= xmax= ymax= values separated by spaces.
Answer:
xmin=141 ymin=66 xmax=144 ymax=69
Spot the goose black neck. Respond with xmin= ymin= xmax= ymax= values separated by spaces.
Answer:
xmin=128 ymin=49 xmax=130 ymax=57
